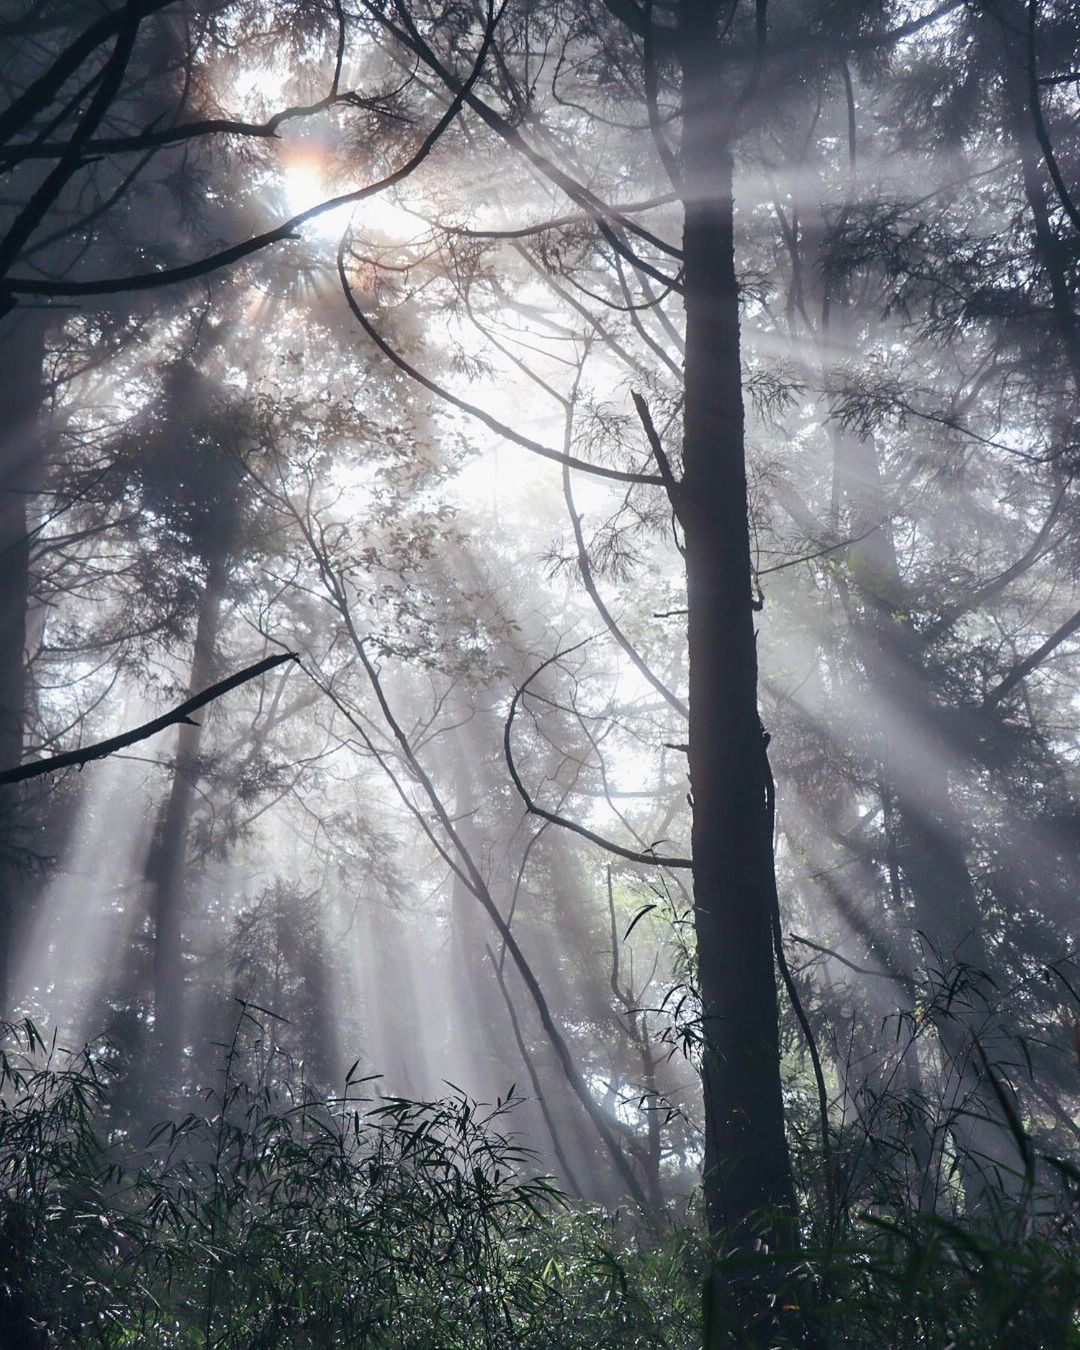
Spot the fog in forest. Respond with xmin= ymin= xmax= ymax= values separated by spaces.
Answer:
xmin=0 ymin=1 xmax=1078 ymax=1345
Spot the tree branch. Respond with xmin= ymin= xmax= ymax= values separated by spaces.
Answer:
xmin=0 ymin=91 xmax=405 ymax=166
xmin=983 ymin=604 xmax=1080 ymax=708
xmin=368 ymin=2 xmax=684 ymax=284
xmin=1027 ymin=0 xmax=1080 ymax=235
xmin=504 ymin=643 xmax=691 ymax=868
xmin=2 ymin=48 xmax=477 ymax=309
xmin=0 ymin=651 xmax=299 ymax=785
xmin=631 ymin=389 xmax=682 ymax=504
xmin=339 ymin=259 xmax=665 ymax=486
xmin=562 ymin=448 xmax=688 ymax=718
xmin=0 ymin=0 xmax=174 ymax=147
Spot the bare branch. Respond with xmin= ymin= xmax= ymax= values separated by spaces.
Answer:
xmin=0 ymin=91 xmax=405 ymax=166
xmin=339 ymin=261 xmax=665 ymax=487
xmin=561 ymin=443 xmax=688 ymax=718
xmin=0 ymin=651 xmax=299 ymax=786
xmin=504 ymin=643 xmax=691 ymax=868
xmin=983 ymin=604 xmax=1080 ymax=708
xmin=367 ymin=2 xmax=684 ymax=287
xmin=2 ymin=38 xmax=478 ymax=308
xmin=631 ymin=390 xmax=682 ymax=503
xmin=1027 ymin=0 xmax=1080 ymax=235
xmin=0 ymin=0 xmax=174 ymax=147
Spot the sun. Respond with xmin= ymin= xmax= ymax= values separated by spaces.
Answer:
xmin=281 ymin=149 xmax=356 ymax=241
xmin=280 ymin=147 xmax=423 ymax=248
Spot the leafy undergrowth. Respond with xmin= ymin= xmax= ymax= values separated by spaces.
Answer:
xmin=0 ymin=1012 xmax=699 ymax=1348
xmin=0 ymin=1013 xmax=1077 ymax=1348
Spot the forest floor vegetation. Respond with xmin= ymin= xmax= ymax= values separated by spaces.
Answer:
xmin=0 ymin=1011 xmax=1077 ymax=1348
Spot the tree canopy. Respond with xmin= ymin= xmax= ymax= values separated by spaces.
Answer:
xmin=1 ymin=0 xmax=1079 ymax=1344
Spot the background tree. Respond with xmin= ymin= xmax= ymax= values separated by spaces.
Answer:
xmin=2 ymin=0 xmax=1080 ymax=1343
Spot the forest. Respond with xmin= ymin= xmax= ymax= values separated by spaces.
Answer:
xmin=0 ymin=0 xmax=1078 ymax=1345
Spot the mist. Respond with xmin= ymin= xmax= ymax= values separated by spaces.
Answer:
xmin=0 ymin=1 xmax=1078 ymax=1344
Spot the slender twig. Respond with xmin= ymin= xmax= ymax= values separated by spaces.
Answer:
xmin=1 ymin=92 xmax=406 ymax=166
xmin=504 ymin=643 xmax=691 ymax=868
xmin=631 ymin=390 xmax=682 ymax=505
xmin=367 ymin=1 xmax=684 ymax=289
xmin=561 ymin=399 xmax=687 ymax=718
xmin=339 ymin=261 xmax=664 ymax=487
xmin=789 ymin=931 xmax=913 ymax=988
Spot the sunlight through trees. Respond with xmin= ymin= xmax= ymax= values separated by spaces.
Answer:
xmin=1 ymin=0 xmax=1079 ymax=1344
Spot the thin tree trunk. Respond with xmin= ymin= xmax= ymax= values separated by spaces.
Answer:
xmin=487 ymin=942 xmax=585 ymax=1198
xmin=298 ymin=933 xmax=337 ymax=1090
xmin=833 ymin=416 xmax=1022 ymax=1208
xmin=447 ymin=743 xmax=509 ymax=1099
xmin=993 ymin=0 xmax=1080 ymax=397
xmin=148 ymin=542 xmax=230 ymax=1077
xmin=0 ymin=313 xmax=46 ymax=1013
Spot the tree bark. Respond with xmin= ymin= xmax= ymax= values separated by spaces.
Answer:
xmin=147 ymin=540 xmax=230 ymax=1077
xmin=678 ymin=0 xmax=796 ymax=1268
xmin=0 ymin=312 xmax=46 ymax=1013
xmin=992 ymin=0 xmax=1080 ymax=397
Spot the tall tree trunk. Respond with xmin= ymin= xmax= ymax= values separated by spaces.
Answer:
xmin=0 ymin=312 xmax=46 ymax=1013
xmin=447 ymin=741 xmax=508 ymax=1099
xmin=833 ymin=418 xmax=1022 ymax=1207
xmin=678 ymin=0 xmax=795 ymax=1268
xmin=992 ymin=0 xmax=1080 ymax=397
xmin=297 ymin=930 xmax=337 ymax=1090
xmin=148 ymin=542 xmax=230 ymax=1078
